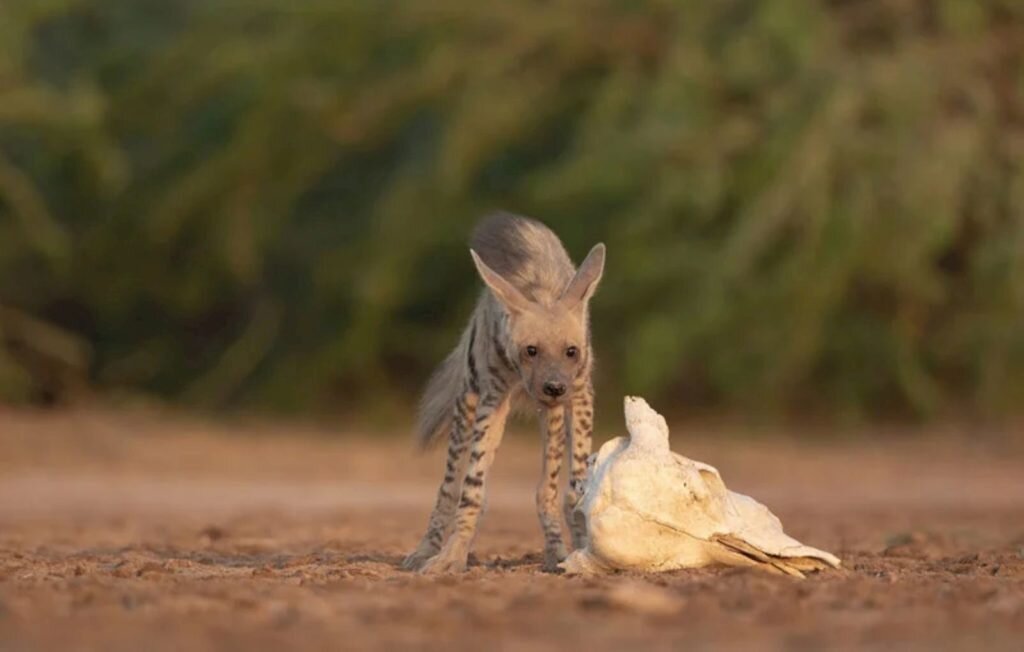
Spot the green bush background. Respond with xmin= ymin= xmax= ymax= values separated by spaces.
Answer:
xmin=2 ymin=0 xmax=1023 ymax=420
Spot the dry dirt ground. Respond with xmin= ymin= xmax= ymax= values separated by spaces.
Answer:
xmin=1 ymin=408 xmax=1023 ymax=651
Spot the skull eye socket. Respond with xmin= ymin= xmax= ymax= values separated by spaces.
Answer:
xmin=566 ymin=346 xmax=578 ymax=359
xmin=526 ymin=345 xmax=538 ymax=357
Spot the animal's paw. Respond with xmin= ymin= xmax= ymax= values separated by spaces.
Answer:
xmin=559 ymin=550 xmax=607 ymax=576
xmin=542 ymin=542 xmax=569 ymax=573
xmin=401 ymin=543 xmax=439 ymax=571
xmin=418 ymin=545 xmax=469 ymax=575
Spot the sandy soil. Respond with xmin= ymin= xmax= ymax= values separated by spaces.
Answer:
xmin=1 ymin=408 xmax=1023 ymax=651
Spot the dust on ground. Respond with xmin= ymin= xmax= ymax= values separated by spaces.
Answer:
xmin=1 ymin=408 xmax=1023 ymax=651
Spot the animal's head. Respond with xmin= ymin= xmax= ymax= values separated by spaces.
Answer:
xmin=470 ymin=243 xmax=605 ymax=406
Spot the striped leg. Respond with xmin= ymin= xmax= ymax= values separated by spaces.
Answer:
xmin=419 ymin=392 xmax=510 ymax=574
xmin=402 ymin=387 xmax=478 ymax=571
xmin=463 ymin=396 xmax=510 ymax=541
xmin=537 ymin=404 xmax=568 ymax=572
xmin=564 ymin=381 xmax=593 ymax=550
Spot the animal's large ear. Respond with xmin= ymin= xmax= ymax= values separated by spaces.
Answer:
xmin=560 ymin=243 xmax=606 ymax=311
xmin=470 ymin=249 xmax=531 ymax=314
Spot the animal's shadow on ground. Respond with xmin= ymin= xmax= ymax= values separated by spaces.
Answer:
xmin=344 ymin=553 xmax=405 ymax=566
xmin=345 ymin=551 xmax=545 ymax=572
xmin=475 ymin=552 xmax=544 ymax=570
xmin=64 ymin=543 xmax=549 ymax=576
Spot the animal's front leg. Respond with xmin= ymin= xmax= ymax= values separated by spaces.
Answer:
xmin=564 ymin=381 xmax=593 ymax=550
xmin=537 ymin=404 xmax=568 ymax=572
xmin=419 ymin=393 xmax=509 ymax=574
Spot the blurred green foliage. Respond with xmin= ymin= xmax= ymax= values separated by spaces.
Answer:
xmin=1 ymin=0 xmax=1023 ymax=419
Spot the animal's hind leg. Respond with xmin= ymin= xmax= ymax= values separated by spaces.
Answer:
xmin=564 ymin=381 xmax=593 ymax=550
xmin=538 ymin=404 xmax=568 ymax=572
xmin=419 ymin=393 xmax=510 ymax=574
xmin=402 ymin=387 xmax=478 ymax=571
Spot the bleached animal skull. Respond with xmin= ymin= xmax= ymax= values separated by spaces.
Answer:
xmin=560 ymin=397 xmax=841 ymax=577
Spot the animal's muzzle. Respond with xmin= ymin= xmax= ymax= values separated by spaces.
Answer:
xmin=542 ymin=382 xmax=567 ymax=398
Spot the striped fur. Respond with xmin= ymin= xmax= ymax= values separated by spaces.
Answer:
xmin=403 ymin=213 xmax=605 ymax=573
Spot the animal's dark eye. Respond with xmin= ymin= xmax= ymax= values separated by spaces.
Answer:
xmin=566 ymin=346 xmax=578 ymax=359
xmin=526 ymin=345 xmax=538 ymax=357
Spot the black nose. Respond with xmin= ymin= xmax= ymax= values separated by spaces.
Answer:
xmin=542 ymin=382 xmax=566 ymax=398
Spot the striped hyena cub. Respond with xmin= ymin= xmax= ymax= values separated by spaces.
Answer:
xmin=403 ymin=213 xmax=605 ymax=574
